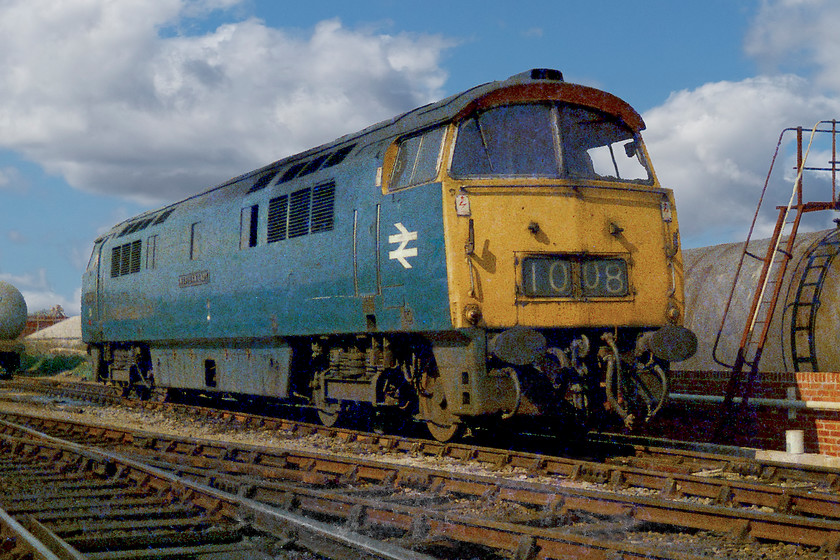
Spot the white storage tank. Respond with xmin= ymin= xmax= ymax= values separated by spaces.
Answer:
xmin=681 ymin=228 xmax=840 ymax=372
xmin=0 ymin=281 xmax=26 ymax=340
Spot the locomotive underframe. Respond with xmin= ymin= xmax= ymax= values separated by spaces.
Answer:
xmin=89 ymin=323 xmax=671 ymax=439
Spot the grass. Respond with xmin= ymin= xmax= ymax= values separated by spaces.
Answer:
xmin=18 ymin=353 xmax=91 ymax=379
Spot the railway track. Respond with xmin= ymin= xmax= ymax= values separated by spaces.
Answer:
xmin=15 ymin=377 xmax=840 ymax=495
xmin=0 ymin=414 xmax=706 ymax=560
xmin=0 ymin=423 xmax=434 ymax=559
xmin=3 ymin=377 xmax=840 ymax=558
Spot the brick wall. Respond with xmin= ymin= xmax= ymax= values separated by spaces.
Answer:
xmin=21 ymin=315 xmax=67 ymax=337
xmin=635 ymin=370 xmax=840 ymax=456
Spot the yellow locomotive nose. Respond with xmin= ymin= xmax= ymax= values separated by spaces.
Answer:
xmin=445 ymin=186 xmax=683 ymax=332
xmin=425 ymin=80 xmax=692 ymax=433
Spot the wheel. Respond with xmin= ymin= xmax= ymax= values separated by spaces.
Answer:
xmin=419 ymin=372 xmax=463 ymax=442
xmin=316 ymin=400 xmax=341 ymax=427
xmin=313 ymin=370 xmax=341 ymax=427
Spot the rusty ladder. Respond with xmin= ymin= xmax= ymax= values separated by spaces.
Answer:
xmin=712 ymin=121 xmax=840 ymax=439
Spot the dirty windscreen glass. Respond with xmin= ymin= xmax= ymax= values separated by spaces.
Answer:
xmin=390 ymin=126 xmax=446 ymax=190
xmin=450 ymin=103 xmax=651 ymax=183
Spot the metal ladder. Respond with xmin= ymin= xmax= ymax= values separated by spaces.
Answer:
xmin=712 ymin=121 xmax=839 ymax=438
xmin=788 ymin=229 xmax=840 ymax=372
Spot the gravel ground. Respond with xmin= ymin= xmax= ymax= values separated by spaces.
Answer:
xmin=0 ymin=390 xmax=836 ymax=560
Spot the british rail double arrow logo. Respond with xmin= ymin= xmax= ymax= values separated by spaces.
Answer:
xmin=388 ymin=222 xmax=418 ymax=269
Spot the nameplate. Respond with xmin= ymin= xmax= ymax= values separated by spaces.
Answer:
xmin=179 ymin=270 xmax=210 ymax=288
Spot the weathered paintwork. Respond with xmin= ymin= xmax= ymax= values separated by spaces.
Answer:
xmin=81 ymin=69 xmax=690 ymax=437
xmin=85 ymin=178 xmax=449 ymax=342
xmin=440 ymin=185 xmax=680 ymax=329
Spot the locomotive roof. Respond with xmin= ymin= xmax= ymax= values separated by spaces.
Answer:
xmin=101 ymin=69 xmax=646 ymax=238
xmin=319 ymin=67 xmax=645 ymax=152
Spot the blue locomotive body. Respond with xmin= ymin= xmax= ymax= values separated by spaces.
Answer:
xmin=82 ymin=69 xmax=695 ymax=440
xmin=84 ymin=140 xmax=450 ymax=387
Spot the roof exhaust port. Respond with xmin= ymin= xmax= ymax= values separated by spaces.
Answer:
xmin=530 ymin=68 xmax=563 ymax=81
xmin=507 ymin=68 xmax=564 ymax=83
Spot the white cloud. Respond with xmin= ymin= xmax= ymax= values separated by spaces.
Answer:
xmin=0 ymin=1 xmax=452 ymax=203
xmin=23 ymin=290 xmax=78 ymax=317
xmin=0 ymin=270 xmax=80 ymax=315
xmin=642 ymin=0 xmax=840 ymax=247
xmin=745 ymin=0 xmax=840 ymax=92
xmin=643 ymin=76 xmax=840 ymax=246
xmin=0 ymin=250 xmax=89 ymax=316
xmin=7 ymin=231 xmax=27 ymax=244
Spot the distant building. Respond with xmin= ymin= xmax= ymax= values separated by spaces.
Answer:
xmin=22 ymin=305 xmax=68 ymax=337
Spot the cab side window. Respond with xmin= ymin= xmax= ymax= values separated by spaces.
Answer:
xmin=389 ymin=126 xmax=446 ymax=191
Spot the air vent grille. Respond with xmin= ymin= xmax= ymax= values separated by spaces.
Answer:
xmin=267 ymin=195 xmax=288 ymax=243
xmin=110 ymin=240 xmax=142 ymax=278
xmin=288 ymin=188 xmax=311 ymax=238
xmin=267 ymin=181 xmax=335 ymax=243
xmin=311 ymin=182 xmax=335 ymax=233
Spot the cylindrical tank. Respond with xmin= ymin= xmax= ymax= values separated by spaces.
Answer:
xmin=681 ymin=228 xmax=840 ymax=372
xmin=0 ymin=281 xmax=27 ymax=340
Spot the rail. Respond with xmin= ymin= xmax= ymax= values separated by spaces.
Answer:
xmin=0 ymin=420 xmax=436 ymax=560
xmin=0 ymin=506 xmax=67 ymax=560
xmin=672 ymin=391 xmax=840 ymax=411
xmin=4 ymin=405 xmax=840 ymax=553
xmin=9 ymin=376 xmax=840 ymax=489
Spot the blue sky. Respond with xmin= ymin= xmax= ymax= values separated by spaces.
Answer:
xmin=1 ymin=0 xmax=839 ymax=315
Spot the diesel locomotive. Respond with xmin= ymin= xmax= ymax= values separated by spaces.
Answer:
xmin=82 ymin=68 xmax=696 ymax=440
